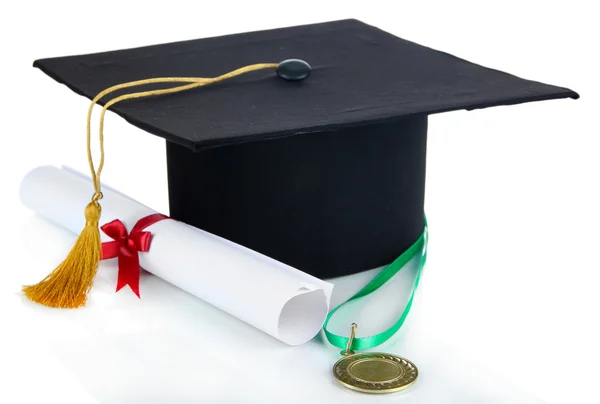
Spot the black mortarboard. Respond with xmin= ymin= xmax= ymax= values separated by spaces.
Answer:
xmin=33 ymin=19 xmax=578 ymax=279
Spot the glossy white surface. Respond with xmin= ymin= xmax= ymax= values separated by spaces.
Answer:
xmin=4 ymin=213 xmax=543 ymax=404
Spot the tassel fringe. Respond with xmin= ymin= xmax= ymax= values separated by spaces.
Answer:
xmin=22 ymin=202 xmax=102 ymax=308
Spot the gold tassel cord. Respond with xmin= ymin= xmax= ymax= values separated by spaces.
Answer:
xmin=88 ymin=63 xmax=278 ymax=190
xmin=23 ymin=63 xmax=279 ymax=308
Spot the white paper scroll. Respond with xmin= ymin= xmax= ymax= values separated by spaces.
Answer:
xmin=20 ymin=166 xmax=333 ymax=345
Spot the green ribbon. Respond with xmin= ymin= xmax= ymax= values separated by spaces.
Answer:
xmin=323 ymin=218 xmax=428 ymax=352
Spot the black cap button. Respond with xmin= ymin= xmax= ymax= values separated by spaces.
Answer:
xmin=276 ymin=59 xmax=311 ymax=81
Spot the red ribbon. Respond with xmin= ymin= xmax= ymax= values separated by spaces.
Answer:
xmin=101 ymin=213 xmax=169 ymax=297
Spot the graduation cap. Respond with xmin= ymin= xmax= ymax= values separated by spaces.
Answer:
xmin=28 ymin=19 xmax=577 ymax=307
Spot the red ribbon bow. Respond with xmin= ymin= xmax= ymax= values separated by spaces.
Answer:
xmin=101 ymin=213 xmax=169 ymax=297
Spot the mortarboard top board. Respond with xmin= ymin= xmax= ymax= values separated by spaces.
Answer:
xmin=34 ymin=19 xmax=578 ymax=279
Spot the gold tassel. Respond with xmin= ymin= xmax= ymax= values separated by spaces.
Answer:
xmin=22 ymin=63 xmax=279 ymax=308
xmin=22 ymin=202 xmax=102 ymax=308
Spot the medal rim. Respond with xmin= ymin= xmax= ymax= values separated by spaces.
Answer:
xmin=332 ymin=352 xmax=418 ymax=394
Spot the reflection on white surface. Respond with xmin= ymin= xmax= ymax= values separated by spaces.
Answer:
xmin=13 ymin=213 xmax=545 ymax=404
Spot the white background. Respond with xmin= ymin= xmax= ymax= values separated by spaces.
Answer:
xmin=0 ymin=1 xmax=598 ymax=403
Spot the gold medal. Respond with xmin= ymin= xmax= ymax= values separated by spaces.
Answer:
xmin=332 ymin=324 xmax=418 ymax=394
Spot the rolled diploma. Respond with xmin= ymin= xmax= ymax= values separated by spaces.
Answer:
xmin=20 ymin=166 xmax=333 ymax=345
